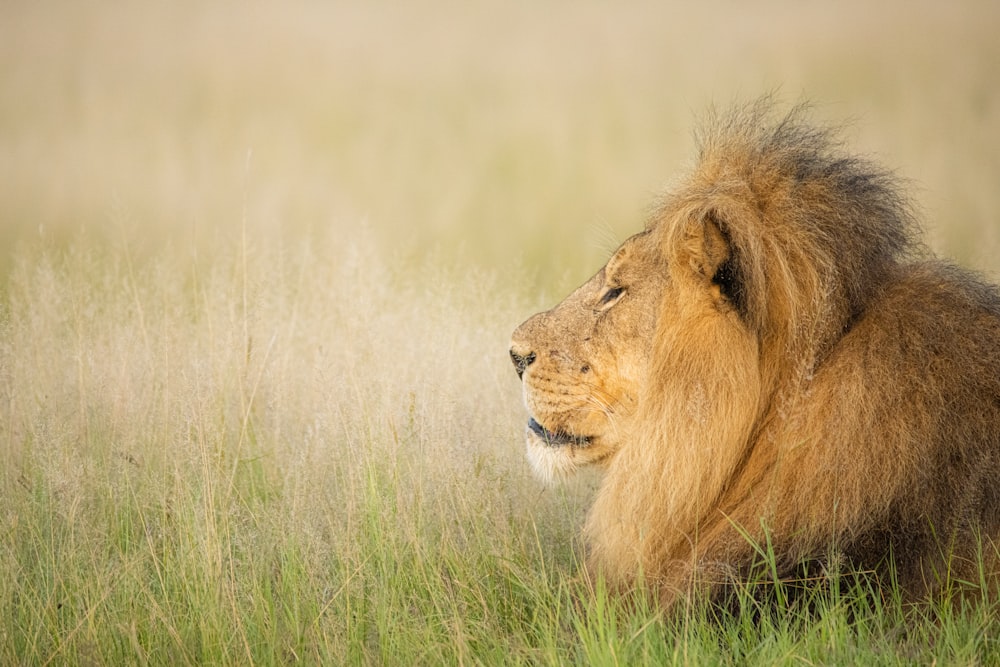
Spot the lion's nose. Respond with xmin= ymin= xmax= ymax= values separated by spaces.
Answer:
xmin=509 ymin=348 xmax=536 ymax=379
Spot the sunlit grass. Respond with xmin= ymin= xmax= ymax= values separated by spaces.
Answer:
xmin=0 ymin=234 xmax=589 ymax=663
xmin=3 ymin=232 xmax=999 ymax=664
xmin=2 ymin=0 xmax=1000 ymax=663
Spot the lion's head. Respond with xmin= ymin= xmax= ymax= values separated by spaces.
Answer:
xmin=510 ymin=101 xmax=1000 ymax=607
xmin=509 ymin=229 xmax=666 ymax=481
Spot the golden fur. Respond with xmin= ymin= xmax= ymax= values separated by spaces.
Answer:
xmin=510 ymin=101 xmax=1000 ymax=608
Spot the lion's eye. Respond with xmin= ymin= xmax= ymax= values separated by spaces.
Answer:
xmin=599 ymin=286 xmax=624 ymax=306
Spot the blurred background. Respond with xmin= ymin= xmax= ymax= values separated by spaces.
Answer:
xmin=2 ymin=0 xmax=998 ymax=293
xmin=0 ymin=5 xmax=998 ymax=660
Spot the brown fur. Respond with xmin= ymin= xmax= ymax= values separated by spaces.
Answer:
xmin=510 ymin=100 xmax=1000 ymax=609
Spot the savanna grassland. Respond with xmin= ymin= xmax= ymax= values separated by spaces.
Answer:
xmin=2 ymin=1 xmax=1000 ymax=664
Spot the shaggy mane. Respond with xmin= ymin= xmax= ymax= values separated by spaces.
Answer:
xmin=583 ymin=101 xmax=1000 ymax=607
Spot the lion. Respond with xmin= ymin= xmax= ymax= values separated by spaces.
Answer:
xmin=509 ymin=100 xmax=1000 ymax=610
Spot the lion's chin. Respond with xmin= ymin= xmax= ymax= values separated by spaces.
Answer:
xmin=525 ymin=438 xmax=581 ymax=484
xmin=525 ymin=429 xmax=611 ymax=485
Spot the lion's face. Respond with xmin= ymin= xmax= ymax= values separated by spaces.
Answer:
xmin=510 ymin=230 xmax=668 ymax=481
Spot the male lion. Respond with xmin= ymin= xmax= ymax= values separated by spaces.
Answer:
xmin=510 ymin=101 xmax=1000 ymax=609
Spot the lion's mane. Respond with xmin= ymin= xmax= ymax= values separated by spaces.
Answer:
xmin=583 ymin=102 xmax=1000 ymax=606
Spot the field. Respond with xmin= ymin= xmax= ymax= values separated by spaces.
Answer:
xmin=2 ymin=0 xmax=1000 ymax=663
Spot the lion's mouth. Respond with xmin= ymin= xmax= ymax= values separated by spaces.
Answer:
xmin=527 ymin=417 xmax=593 ymax=447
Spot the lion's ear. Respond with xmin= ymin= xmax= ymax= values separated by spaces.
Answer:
xmin=686 ymin=211 xmax=745 ymax=313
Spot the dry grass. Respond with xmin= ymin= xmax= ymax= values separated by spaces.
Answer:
xmin=2 ymin=0 xmax=999 ymax=663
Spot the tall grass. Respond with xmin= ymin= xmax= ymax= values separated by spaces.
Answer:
xmin=0 ymin=232 xmax=587 ymax=663
xmin=3 ymin=0 xmax=1000 ymax=663
xmin=3 ymin=232 xmax=999 ymax=664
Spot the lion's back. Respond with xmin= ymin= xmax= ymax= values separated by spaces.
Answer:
xmin=806 ymin=260 xmax=1000 ymax=591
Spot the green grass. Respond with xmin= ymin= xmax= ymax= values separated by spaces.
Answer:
xmin=3 ymin=237 xmax=1000 ymax=665
xmin=3 ymin=0 xmax=1000 ymax=663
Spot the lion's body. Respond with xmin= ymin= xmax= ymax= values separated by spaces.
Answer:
xmin=510 ymin=102 xmax=1000 ymax=607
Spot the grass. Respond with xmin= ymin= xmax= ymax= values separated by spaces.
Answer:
xmin=2 ymin=0 xmax=1000 ymax=664
xmin=4 ymin=234 xmax=1000 ymax=665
